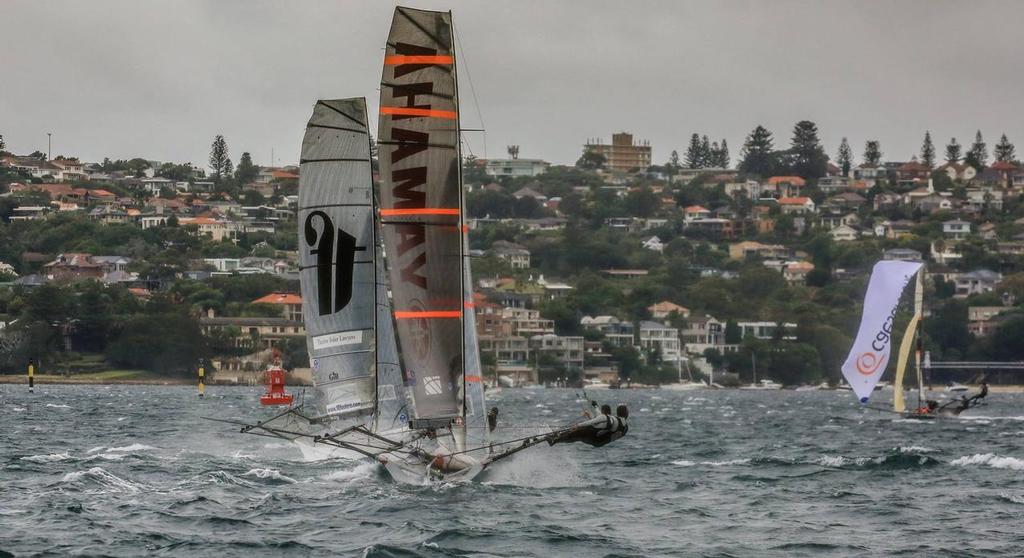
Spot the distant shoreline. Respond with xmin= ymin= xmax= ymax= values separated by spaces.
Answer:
xmin=0 ymin=374 xmax=194 ymax=386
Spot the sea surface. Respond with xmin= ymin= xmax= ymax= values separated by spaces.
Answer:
xmin=2 ymin=385 xmax=1023 ymax=557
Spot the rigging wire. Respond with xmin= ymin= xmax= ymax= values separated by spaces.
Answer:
xmin=452 ymin=17 xmax=486 ymax=161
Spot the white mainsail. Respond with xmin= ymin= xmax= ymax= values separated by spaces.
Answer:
xmin=841 ymin=260 xmax=923 ymax=402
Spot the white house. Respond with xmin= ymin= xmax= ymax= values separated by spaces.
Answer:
xmin=829 ymin=223 xmax=860 ymax=242
xmin=641 ymin=235 xmax=664 ymax=252
xmin=942 ymin=219 xmax=971 ymax=240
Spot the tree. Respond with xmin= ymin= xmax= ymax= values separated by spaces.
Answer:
xmin=920 ymin=131 xmax=936 ymax=169
xmin=724 ymin=320 xmax=741 ymax=344
xmin=994 ymin=134 xmax=1016 ymax=163
xmin=624 ymin=187 xmax=659 ymax=217
xmin=685 ymin=134 xmax=702 ymax=169
xmin=836 ymin=137 xmax=853 ymax=177
xmin=700 ymin=135 xmax=712 ymax=167
xmin=666 ymin=150 xmax=682 ymax=176
xmin=789 ymin=120 xmax=829 ymax=179
xmin=945 ymin=138 xmax=962 ymax=163
xmin=576 ymin=150 xmax=605 ymax=170
xmin=717 ymin=139 xmax=730 ymax=168
xmin=965 ymin=130 xmax=987 ymax=170
xmin=235 ymin=151 xmax=258 ymax=185
xmin=738 ymin=125 xmax=776 ymax=176
xmin=863 ymin=140 xmax=882 ymax=166
xmin=208 ymin=134 xmax=233 ymax=185
xmin=0 ymin=134 xmax=5 ymax=154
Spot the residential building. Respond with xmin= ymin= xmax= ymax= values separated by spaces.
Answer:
xmin=252 ymin=292 xmax=303 ymax=322
xmin=529 ymin=334 xmax=585 ymax=371
xmin=502 ymin=307 xmax=555 ymax=337
xmin=583 ymin=132 xmax=652 ymax=173
xmin=818 ymin=176 xmax=851 ymax=194
xmin=682 ymin=315 xmax=724 ymax=355
xmin=641 ymin=235 xmax=664 ymax=252
xmin=783 ymin=261 xmax=815 ymax=284
xmin=765 ymin=176 xmax=806 ymax=198
xmin=728 ymin=241 xmax=788 ymax=261
xmin=829 ymin=223 xmax=860 ymax=242
xmin=737 ymin=321 xmax=797 ymax=341
xmin=648 ymin=301 xmax=690 ymax=320
xmin=200 ymin=316 xmax=304 ymax=349
xmin=955 ymin=269 xmax=1002 ymax=298
xmin=687 ymin=218 xmax=736 ymax=238
xmin=638 ymin=321 xmax=681 ymax=363
xmin=968 ymin=306 xmax=1008 ymax=337
xmin=882 ymin=248 xmax=923 ymax=262
xmin=484 ymin=158 xmax=549 ymax=177
xmin=683 ymin=205 xmax=711 ymax=222
xmin=942 ymin=219 xmax=971 ymax=240
xmin=489 ymin=240 xmax=531 ymax=269
xmin=778 ymin=196 xmax=816 ymax=215
xmin=580 ymin=315 xmax=634 ymax=347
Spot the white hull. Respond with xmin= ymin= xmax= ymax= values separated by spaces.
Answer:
xmin=661 ymin=382 xmax=706 ymax=391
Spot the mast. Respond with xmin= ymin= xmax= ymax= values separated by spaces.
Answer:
xmin=914 ymin=266 xmax=925 ymax=408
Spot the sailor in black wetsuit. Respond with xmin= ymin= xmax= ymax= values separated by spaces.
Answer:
xmin=548 ymin=404 xmax=628 ymax=447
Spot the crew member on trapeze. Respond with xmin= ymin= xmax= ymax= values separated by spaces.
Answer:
xmin=548 ymin=404 xmax=629 ymax=447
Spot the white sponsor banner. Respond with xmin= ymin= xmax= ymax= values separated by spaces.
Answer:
xmin=841 ymin=261 xmax=922 ymax=402
xmin=312 ymin=330 xmax=363 ymax=352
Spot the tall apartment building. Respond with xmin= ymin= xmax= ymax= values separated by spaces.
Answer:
xmin=584 ymin=132 xmax=652 ymax=173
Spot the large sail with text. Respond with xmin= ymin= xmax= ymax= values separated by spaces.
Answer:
xmin=377 ymin=7 xmax=464 ymax=420
xmin=841 ymin=260 xmax=923 ymax=402
xmin=298 ymin=98 xmax=378 ymax=420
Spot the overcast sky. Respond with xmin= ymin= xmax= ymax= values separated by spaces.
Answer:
xmin=2 ymin=1 xmax=1022 ymax=169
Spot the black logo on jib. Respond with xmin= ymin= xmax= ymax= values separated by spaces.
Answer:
xmin=304 ymin=211 xmax=365 ymax=316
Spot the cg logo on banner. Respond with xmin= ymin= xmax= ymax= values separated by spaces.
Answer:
xmin=856 ymin=351 xmax=883 ymax=376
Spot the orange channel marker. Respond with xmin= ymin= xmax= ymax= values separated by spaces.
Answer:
xmin=380 ymin=106 xmax=457 ymax=119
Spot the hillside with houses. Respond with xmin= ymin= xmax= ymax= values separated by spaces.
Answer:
xmin=2 ymin=124 xmax=1024 ymax=387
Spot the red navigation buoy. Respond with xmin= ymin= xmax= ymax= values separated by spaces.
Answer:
xmin=260 ymin=354 xmax=294 ymax=406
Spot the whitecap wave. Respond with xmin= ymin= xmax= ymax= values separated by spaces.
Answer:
xmin=951 ymin=453 xmax=1024 ymax=471
xmin=999 ymin=493 xmax=1024 ymax=504
xmin=86 ymin=446 xmax=105 ymax=454
xmin=10 ymin=407 xmax=26 ymax=412
xmin=243 ymin=468 xmax=298 ymax=483
xmin=322 ymin=461 xmax=380 ymax=482
xmin=45 ymin=403 xmax=70 ymax=409
xmin=894 ymin=446 xmax=937 ymax=454
xmin=105 ymin=443 xmax=156 ymax=454
xmin=61 ymin=467 xmax=147 ymax=493
xmin=21 ymin=452 xmax=71 ymax=463
xmin=672 ymin=458 xmax=751 ymax=467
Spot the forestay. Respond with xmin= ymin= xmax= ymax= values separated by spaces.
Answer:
xmin=841 ymin=260 xmax=923 ymax=402
xmin=298 ymin=98 xmax=378 ymax=421
xmin=377 ymin=7 xmax=464 ymax=420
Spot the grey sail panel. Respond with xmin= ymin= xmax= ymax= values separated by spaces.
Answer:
xmin=462 ymin=255 xmax=488 ymax=449
xmin=374 ymin=238 xmax=412 ymax=432
xmin=378 ymin=7 xmax=463 ymax=419
xmin=299 ymin=98 xmax=377 ymax=420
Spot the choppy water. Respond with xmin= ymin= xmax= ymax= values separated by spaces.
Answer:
xmin=2 ymin=385 xmax=1024 ymax=557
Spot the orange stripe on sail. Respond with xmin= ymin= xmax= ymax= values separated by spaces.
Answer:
xmin=466 ymin=375 xmax=482 ymax=383
xmin=380 ymin=106 xmax=456 ymax=119
xmin=394 ymin=310 xmax=461 ymax=319
xmin=380 ymin=208 xmax=460 ymax=216
xmin=463 ymin=301 xmax=475 ymax=308
xmin=384 ymin=55 xmax=453 ymax=65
